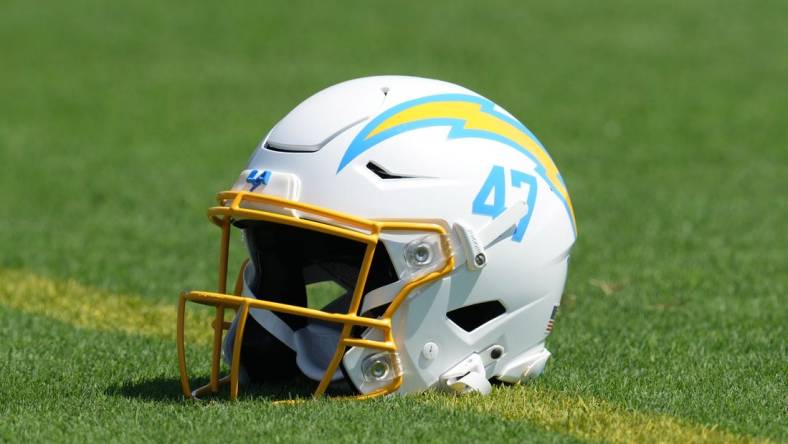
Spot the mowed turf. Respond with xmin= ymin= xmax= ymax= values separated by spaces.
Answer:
xmin=0 ymin=0 xmax=785 ymax=443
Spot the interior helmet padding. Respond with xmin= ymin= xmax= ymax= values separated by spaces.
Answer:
xmin=225 ymin=219 xmax=398 ymax=384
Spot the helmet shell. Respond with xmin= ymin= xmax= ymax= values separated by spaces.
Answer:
xmin=238 ymin=76 xmax=575 ymax=394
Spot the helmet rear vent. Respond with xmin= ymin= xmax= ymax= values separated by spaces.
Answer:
xmin=446 ymin=301 xmax=506 ymax=332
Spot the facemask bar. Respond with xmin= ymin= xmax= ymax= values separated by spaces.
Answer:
xmin=177 ymin=190 xmax=455 ymax=401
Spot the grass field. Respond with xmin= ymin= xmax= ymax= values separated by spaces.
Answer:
xmin=1 ymin=0 xmax=786 ymax=442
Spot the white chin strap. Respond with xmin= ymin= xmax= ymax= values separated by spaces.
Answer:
xmin=292 ymin=322 xmax=344 ymax=382
xmin=440 ymin=353 xmax=492 ymax=395
xmin=223 ymin=278 xmax=344 ymax=383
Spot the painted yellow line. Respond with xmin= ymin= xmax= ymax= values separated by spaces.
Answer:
xmin=432 ymin=385 xmax=773 ymax=444
xmin=0 ymin=268 xmax=214 ymax=345
xmin=0 ymin=268 xmax=773 ymax=444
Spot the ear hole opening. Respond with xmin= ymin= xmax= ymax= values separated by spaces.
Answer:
xmin=446 ymin=301 xmax=506 ymax=332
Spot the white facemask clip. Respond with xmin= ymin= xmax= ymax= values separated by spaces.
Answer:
xmin=453 ymin=201 xmax=528 ymax=271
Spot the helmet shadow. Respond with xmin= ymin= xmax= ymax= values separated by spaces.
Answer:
xmin=105 ymin=375 xmax=355 ymax=403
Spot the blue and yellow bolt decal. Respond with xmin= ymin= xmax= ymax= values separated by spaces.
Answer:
xmin=336 ymin=93 xmax=576 ymax=233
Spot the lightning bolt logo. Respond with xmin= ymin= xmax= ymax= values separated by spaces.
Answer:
xmin=337 ymin=93 xmax=576 ymax=232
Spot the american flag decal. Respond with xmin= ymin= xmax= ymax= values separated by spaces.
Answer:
xmin=546 ymin=305 xmax=559 ymax=333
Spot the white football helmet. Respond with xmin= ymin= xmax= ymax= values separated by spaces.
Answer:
xmin=176 ymin=75 xmax=576 ymax=400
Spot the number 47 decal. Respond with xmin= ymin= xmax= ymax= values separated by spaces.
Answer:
xmin=472 ymin=165 xmax=537 ymax=242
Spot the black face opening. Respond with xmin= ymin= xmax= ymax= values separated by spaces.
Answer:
xmin=229 ymin=219 xmax=398 ymax=384
xmin=236 ymin=220 xmax=398 ymax=319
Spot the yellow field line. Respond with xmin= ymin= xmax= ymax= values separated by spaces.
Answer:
xmin=0 ymin=268 xmax=774 ymax=444
xmin=0 ymin=268 xmax=213 ymax=345
xmin=434 ymin=387 xmax=774 ymax=444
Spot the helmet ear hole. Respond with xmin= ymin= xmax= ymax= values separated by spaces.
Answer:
xmin=446 ymin=301 xmax=506 ymax=332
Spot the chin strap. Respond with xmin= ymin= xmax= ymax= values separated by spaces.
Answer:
xmin=223 ymin=275 xmax=345 ymax=383
xmin=439 ymin=353 xmax=492 ymax=395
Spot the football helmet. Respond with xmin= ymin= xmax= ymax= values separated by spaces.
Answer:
xmin=177 ymin=75 xmax=576 ymax=400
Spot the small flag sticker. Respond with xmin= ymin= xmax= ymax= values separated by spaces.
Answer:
xmin=546 ymin=305 xmax=558 ymax=333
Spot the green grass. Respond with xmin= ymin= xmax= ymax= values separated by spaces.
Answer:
xmin=1 ymin=0 xmax=786 ymax=442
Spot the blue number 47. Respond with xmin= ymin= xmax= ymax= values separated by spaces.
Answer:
xmin=472 ymin=165 xmax=537 ymax=242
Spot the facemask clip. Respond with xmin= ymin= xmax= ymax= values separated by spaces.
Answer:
xmin=453 ymin=201 xmax=529 ymax=271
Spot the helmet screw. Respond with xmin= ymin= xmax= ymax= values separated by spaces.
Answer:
xmin=369 ymin=360 xmax=389 ymax=379
xmin=414 ymin=244 xmax=432 ymax=264
xmin=474 ymin=253 xmax=486 ymax=267
xmin=490 ymin=345 xmax=504 ymax=360
xmin=405 ymin=241 xmax=434 ymax=267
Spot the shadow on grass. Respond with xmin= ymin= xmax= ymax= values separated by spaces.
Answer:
xmin=107 ymin=375 xmax=355 ymax=404
xmin=107 ymin=377 xmax=185 ymax=403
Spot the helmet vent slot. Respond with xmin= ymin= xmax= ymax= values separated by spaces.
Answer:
xmin=446 ymin=301 xmax=506 ymax=332
xmin=264 ymin=142 xmax=313 ymax=153
xmin=366 ymin=161 xmax=410 ymax=180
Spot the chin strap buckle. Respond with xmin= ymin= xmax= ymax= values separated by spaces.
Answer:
xmin=440 ymin=353 xmax=492 ymax=395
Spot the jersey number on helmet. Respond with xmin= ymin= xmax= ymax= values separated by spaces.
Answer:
xmin=472 ymin=165 xmax=537 ymax=242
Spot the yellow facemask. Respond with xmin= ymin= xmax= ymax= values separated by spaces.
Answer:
xmin=176 ymin=190 xmax=455 ymax=401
